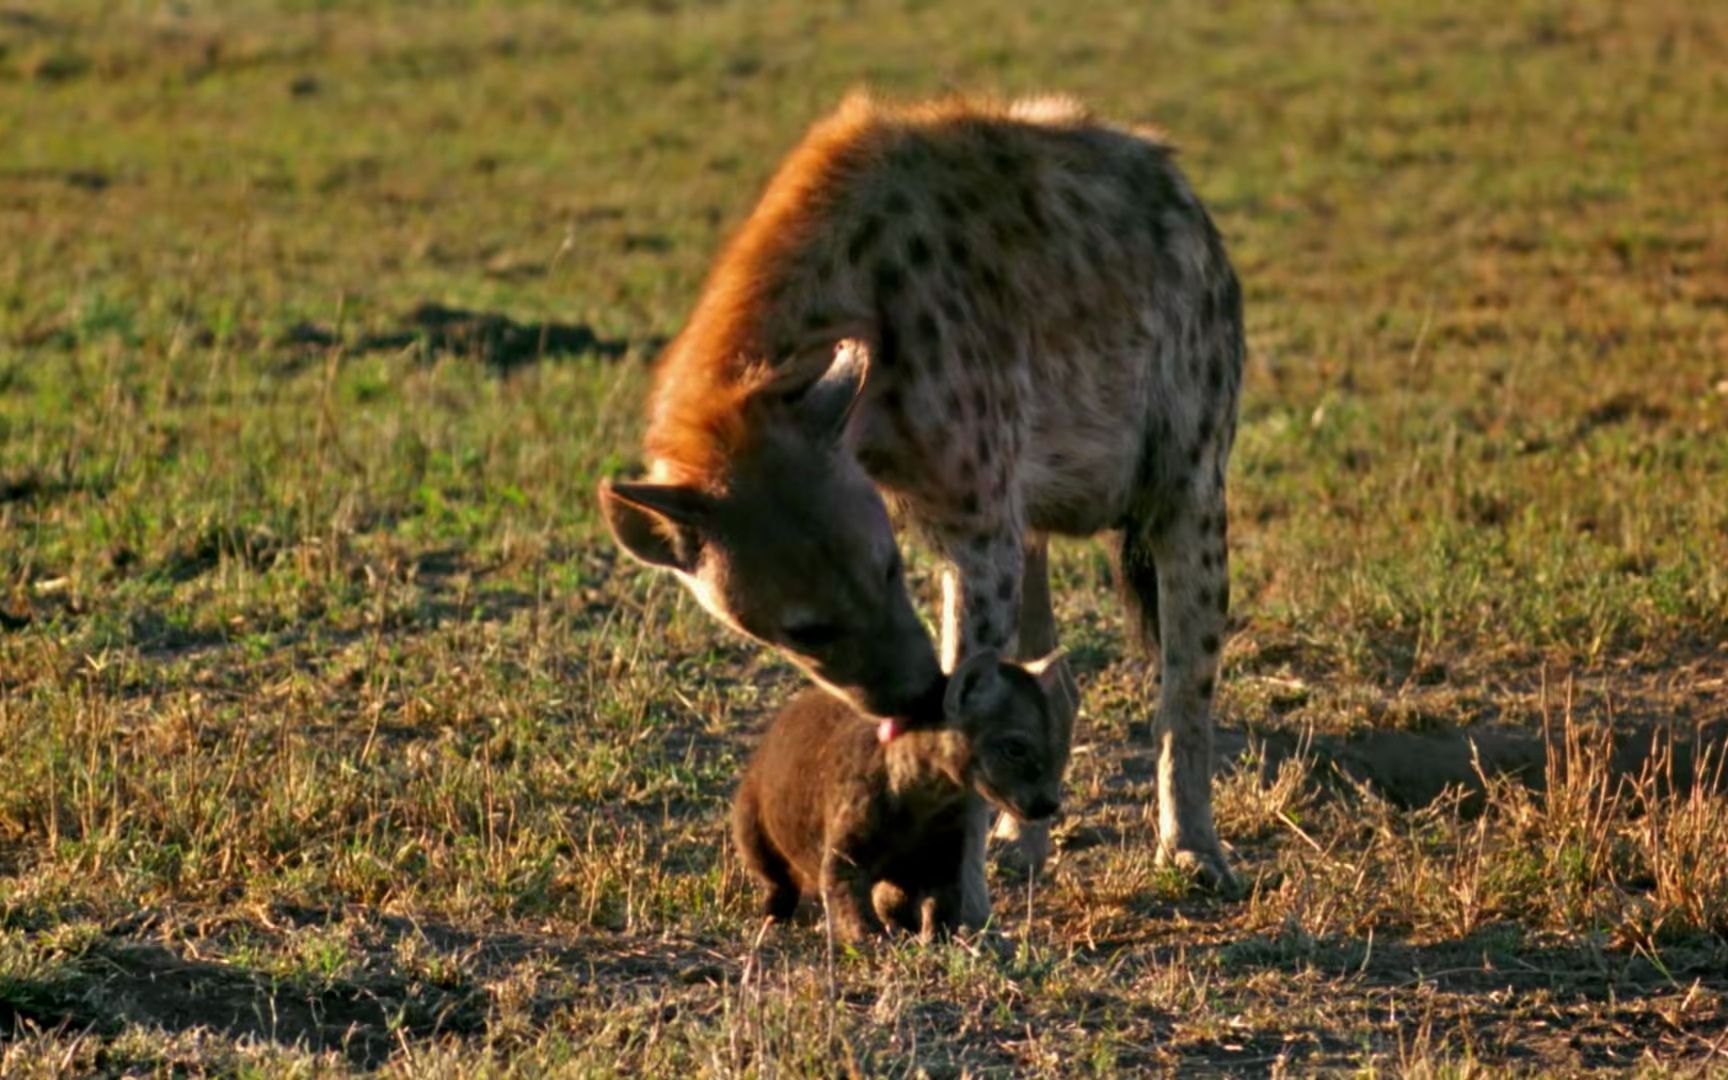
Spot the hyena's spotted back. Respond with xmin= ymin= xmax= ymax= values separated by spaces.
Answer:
xmin=654 ymin=94 xmax=1243 ymax=552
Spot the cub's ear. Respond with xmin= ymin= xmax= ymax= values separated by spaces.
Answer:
xmin=944 ymin=648 xmax=1005 ymax=724
xmin=598 ymin=479 xmax=714 ymax=573
xmin=1021 ymin=650 xmax=1069 ymax=700
xmin=1020 ymin=649 xmax=1076 ymax=736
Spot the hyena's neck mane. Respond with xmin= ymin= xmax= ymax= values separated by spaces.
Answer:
xmin=644 ymin=95 xmax=889 ymax=485
xmin=643 ymin=91 xmax=1102 ymax=487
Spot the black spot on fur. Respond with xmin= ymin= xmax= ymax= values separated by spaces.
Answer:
xmin=1218 ymin=273 xmax=1243 ymax=323
xmin=874 ymin=260 xmax=903 ymax=297
xmin=1018 ymin=188 xmax=1045 ymax=231
xmin=971 ymin=385 xmax=988 ymax=418
xmin=875 ymin=292 xmax=901 ymax=370
xmin=884 ymin=190 xmax=912 ymax=215
xmin=1187 ymin=444 xmax=1203 ymax=468
xmin=1142 ymin=205 xmax=1170 ymax=250
xmin=992 ymin=215 xmax=1027 ymax=248
xmin=996 ymin=574 xmax=1015 ymax=602
xmin=936 ymin=192 xmax=960 ymax=218
xmin=1201 ymin=633 xmax=1220 ymax=655
xmin=960 ymin=492 xmax=980 ymax=516
xmin=987 ymin=143 xmax=1020 ymax=178
xmin=945 ymin=233 xmax=971 ymax=268
xmin=907 ymin=234 xmax=932 ymax=266
xmin=1198 ymin=676 xmax=1215 ymax=699
xmin=847 ymin=215 xmax=882 ymax=265
xmin=1135 ymin=151 xmax=1184 ymax=208
xmin=915 ymin=311 xmax=941 ymax=345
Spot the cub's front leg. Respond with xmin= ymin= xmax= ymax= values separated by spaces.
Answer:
xmin=820 ymin=794 xmax=885 ymax=944
xmin=820 ymin=845 xmax=884 ymax=945
xmin=921 ymin=880 xmax=965 ymax=941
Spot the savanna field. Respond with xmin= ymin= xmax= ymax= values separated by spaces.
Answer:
xmin=3 ymin=0 xmax=1728 ymax=1074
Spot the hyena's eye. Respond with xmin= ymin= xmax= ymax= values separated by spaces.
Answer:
xmin=783 ymin=621 xmax=843 ymax=650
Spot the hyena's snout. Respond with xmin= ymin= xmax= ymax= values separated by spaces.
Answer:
xmin=1022 ymin=793 xmax=1060 ymax=822
xmin=808 ymin=596 xmax=942 ymax=721
xmin=842 ymin=629 xmax=943 ymax=720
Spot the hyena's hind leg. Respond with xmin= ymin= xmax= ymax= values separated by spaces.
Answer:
xmin=1121 ymin=488 xmax=1239 ymax=895
xmin=990 ymin=535 xmax=1078 ymax=873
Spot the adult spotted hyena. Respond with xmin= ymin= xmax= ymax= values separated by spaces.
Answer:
xmin=599 ymin=93 xmax=1246 ymax=921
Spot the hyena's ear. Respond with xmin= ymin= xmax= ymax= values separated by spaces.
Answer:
xmin=598 ymin=479 xmax=714 ymax=573
xmin=944 ymin=649 xmax=1005 ymax=725
xmin=794 ymin=340 xmax=868 ymax=445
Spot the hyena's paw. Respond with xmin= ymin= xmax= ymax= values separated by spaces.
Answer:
xmin=1158 ymin=843 xmax=1244 ymax=900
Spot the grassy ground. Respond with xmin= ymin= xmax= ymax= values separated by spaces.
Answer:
xmin=3 ymin=0 xmax=1727 ymax=1074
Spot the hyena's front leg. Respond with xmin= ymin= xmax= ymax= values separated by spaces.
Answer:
xmin=991 ymin=535 xmax=1077 ymax=872
xmin=937 ymin=526 xmax=1024 ymax=929
xmin=1123 ymin=491 xmax=1239 ymax=895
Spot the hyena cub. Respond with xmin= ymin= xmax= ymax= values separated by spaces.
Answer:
xmin=733 ymin=650 xmax=1066 ymax=943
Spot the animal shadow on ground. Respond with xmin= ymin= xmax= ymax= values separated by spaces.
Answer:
xmin=3 ymin=907 xmax=1722 ymax=1071
xmin=0 ymin=907 xmax=731 ymax=1070
xmin=278 ymin=302 xmax=654 ymax=372
xmin=1205 ymin=717 xmax=1728 ymax=811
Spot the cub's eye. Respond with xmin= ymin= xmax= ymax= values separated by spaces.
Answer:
xmin=783 ymin=622 xmax=843 ymax=650
xmin=999 ymin=740 xmax=1033 ymax=762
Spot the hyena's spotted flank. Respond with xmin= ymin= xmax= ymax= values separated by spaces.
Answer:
xmin=600 ymin=93 xmax=1246 ymax=923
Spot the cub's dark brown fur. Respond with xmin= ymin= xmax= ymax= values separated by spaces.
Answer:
xmin=732 ymin=651 xmax=1066 ymax=942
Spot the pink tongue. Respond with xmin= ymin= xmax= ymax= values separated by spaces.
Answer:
xmin=877 ymin=717 xmax=900 ymax=744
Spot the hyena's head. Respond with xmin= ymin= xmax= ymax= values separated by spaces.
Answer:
xmin=598 ymin=347 xmax=942 ymax=720
xmin=944 ymin=650 xmax=1068 ymax=823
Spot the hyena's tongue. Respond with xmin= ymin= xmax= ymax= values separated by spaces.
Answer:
xmin=877 ymin=717 xmax=901 ymax=744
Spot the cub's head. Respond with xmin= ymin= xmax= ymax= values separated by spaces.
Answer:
xmin=943 ymin=650 xmax=1069 ymax=823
